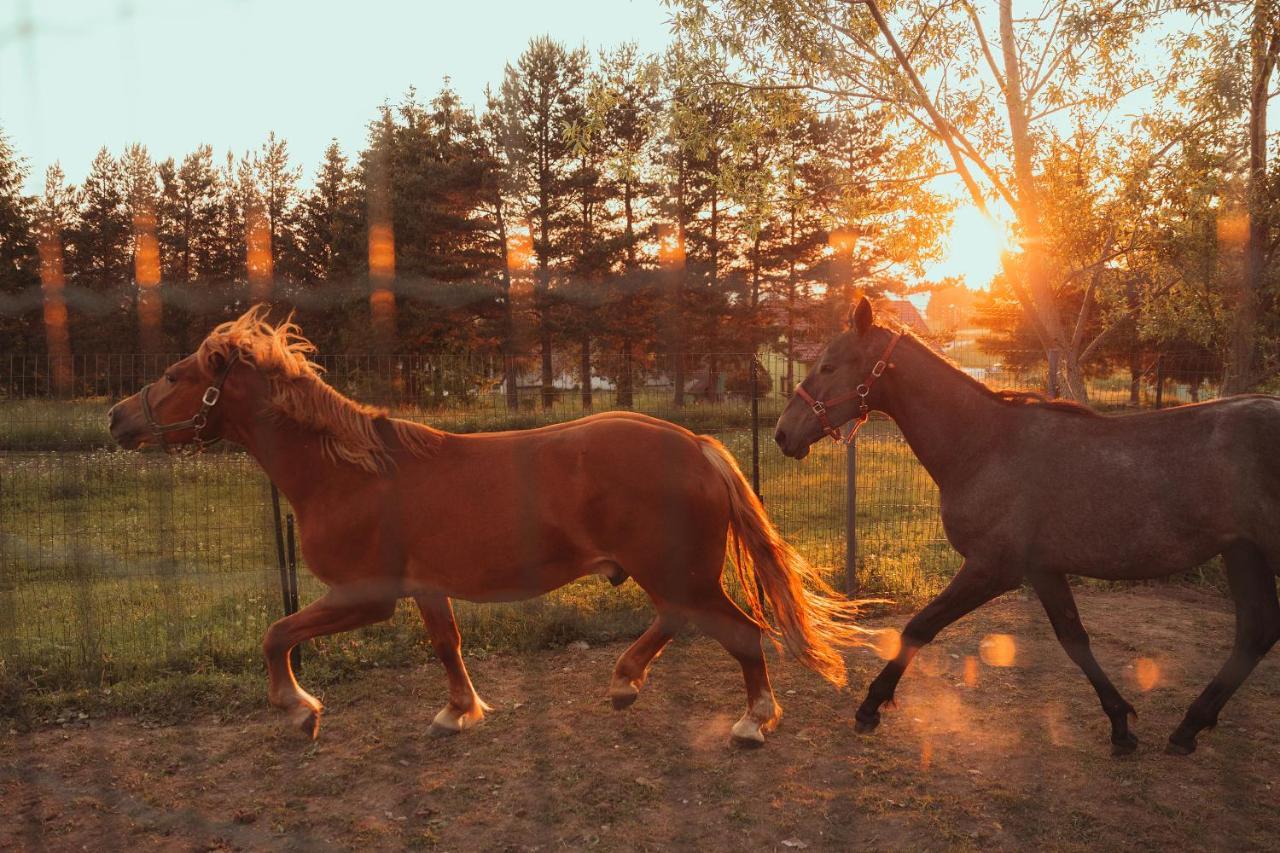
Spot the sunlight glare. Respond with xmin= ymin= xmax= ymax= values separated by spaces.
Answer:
xmin=873 ymin=628 xmax=901 ymax=661
xmin=933 ymin=205 xmax=1011 ymax=290
xmin=1135 ymin=657 xmax=1160 ymax=692
xmin=37 ymin=228 xmax=72 ymax=395
xmin=979 ymin=634 xmax=1017 ymax=667
xmin=963 ymin=655 xmax=978 ymax=688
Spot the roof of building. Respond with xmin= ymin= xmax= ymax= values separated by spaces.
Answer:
xmin=874 ymin=298 xmax=931 ymax=336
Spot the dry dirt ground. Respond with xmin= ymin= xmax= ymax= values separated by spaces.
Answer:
xmin=4 ymin=587 xmax=1280 ymax=852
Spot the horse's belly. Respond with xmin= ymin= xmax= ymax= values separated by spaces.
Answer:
xmin=402 ymin=526 xmax=608 ymax=602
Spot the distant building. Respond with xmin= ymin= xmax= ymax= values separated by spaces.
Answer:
xmin=873 ymin=298 xmax=931 ymax=337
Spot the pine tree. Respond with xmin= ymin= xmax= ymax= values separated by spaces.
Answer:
xmin=296 ymin=139 xmax=365 ymax=284
xmin=157 ymin=145 xmax=222 ymax=284
xmin=254 ymin=132 xmax=301 ymax=282
xmin=0 ymin=129 xmax=38 ymax=351
xmin=500 ymin=37 xmax=588 ymax=407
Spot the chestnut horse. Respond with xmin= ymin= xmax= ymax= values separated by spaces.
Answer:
xmin=776 ymin=296 xmax=1280 ymax=756
xmin=108 ymin=307 xmax=868 ymax=746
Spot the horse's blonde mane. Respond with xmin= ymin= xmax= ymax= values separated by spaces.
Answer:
xmin=196 ymin=305 xmax=442 ymax=472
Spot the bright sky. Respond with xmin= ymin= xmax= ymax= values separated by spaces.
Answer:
xmin=0 ymin=0 xmax=1021 ymax=293
xmin=0 ymin=0 xmax=676 ymax=191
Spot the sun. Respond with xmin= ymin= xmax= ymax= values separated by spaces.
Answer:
xmin=928 ymin=205 xmax=1012 ymax=290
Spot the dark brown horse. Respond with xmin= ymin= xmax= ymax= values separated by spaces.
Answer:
xmin=775 ymin=296 xmax=1280 ymax=756
xmin=108 ymin=307 xmax=869 ymax=746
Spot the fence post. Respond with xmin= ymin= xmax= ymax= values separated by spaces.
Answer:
xmin=270 ymin=483 xmax=288 ymax=605
xmin=1047 ymin=349 xmax=1060 ymax=398
xmin=286 ymin=513 xmax=302 ymax=673
xmin=750 ymin=358 xmax=761 ymax=499
xmin=845 ymin=425 xmax=859 ymax=596
xmin=1154 ymin=355 xmax=1165 ymax=409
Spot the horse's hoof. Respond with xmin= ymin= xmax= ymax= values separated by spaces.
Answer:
xmin=428 ymin=721 xmax=461 ymax=739
xmin=853 ymin=710 xmax=881 ymax=734
xmin=610 ymin=687 xmax=639 ymax=711
xmin=1110 ymin=733 xmax=1139 ymax=757
xmin=730 ymin=715 xmax=767 ymax=749
xmin=1165 ymin=737 xmax=1196 ymax=756
xmin=288 ymin=705 xmax=320 ymax=740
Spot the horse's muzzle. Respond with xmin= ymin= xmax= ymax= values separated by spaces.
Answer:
xmin=773 ymin=428 xmax=812 ymax=460
xmin=107 ymin=398 xmax=146 ymax=449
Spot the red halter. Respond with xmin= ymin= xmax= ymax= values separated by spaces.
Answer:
xmin=793 ymin=332 xmax=902 ymax=445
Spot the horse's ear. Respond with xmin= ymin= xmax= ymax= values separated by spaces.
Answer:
xmin=848 ymin=296 xmax=873 ymax=335
xmin=206 ymin=350 xmax=226 ymax=373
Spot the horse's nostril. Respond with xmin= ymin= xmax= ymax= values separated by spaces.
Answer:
xmin=774 ymin=429 xmax=786 ymax=446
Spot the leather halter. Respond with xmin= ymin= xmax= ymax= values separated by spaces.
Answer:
xmin=793 ymin=332 xmax=902 ymax=445
xmin=139 ymin=349 xmax=240 ymax=453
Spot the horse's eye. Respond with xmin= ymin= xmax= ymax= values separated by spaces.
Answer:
xmin=164 ymin=373 xmax=177 ymax=383
xmin=819 ymin=364 xmax=835 ymax=374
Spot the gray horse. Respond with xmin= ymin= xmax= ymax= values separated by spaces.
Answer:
xmin=774 ymin=296 xmax=1280 ymax=756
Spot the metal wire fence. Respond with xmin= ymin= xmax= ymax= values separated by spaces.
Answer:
xmin=0 ymin=344 xmax=1223 ymax=693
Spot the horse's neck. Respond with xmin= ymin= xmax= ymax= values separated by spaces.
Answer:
xmin=879 ymin=338 xmax=1008 ymax=489
xmin=228 ymin=408 xmax=353 ymax=509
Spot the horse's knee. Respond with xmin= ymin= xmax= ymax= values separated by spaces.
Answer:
xmin=263 ymin=623 xmax=291 ymax=659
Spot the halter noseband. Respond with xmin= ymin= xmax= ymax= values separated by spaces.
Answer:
xmin=794 ymin=332 xmax=902 ymax=446
xmin=139 ymin=349 xmax=240 ymax=454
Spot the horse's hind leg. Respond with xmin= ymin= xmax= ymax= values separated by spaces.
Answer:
xmin=263 ymin=588 xmax=396 ymax=738
xmin=688 ymin=587 xmax=781 ymax=748
xmin=413 ymin=594 xmax=491 ymax=737
xmin=1168 ymin=542 xmax=1280 ymax=755
xmin=609 ymin=610 xmax=688 ymax=710
xmin=1029 ymin=572 xmax=1138 ymax=755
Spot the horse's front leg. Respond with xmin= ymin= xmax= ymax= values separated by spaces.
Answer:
xmin=414 ymin=594 xmax=491 ymax=737
xmin=856 ymin=559 xmax=1019 ymax=733
xmin=263 ymin=589 xmax=396 ymax=738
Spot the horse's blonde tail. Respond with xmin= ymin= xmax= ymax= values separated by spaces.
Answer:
xmin=697 ymin=435 xmax=877 ymax=687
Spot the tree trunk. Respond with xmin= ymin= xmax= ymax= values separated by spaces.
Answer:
xmin=619 ymin=337 xmax=634 ymax=408
xmin=496 ymin=198 xmax=519 ymax=411
xmin=1129 ymin=350 xmax=1141 ymax=405
xmin=580 ymin=335 xmax=592 ymax=410
xmin=1226 ymin=7 xmax=1278 ymax=393
xmin=540 ymin=320 xmax=554 ymax=409
xmin=998 ymin=0 xmax=1078 ymax=399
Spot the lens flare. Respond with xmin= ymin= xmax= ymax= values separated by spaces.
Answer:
xmin=1135 ymin=657 xmax=1160 ymax=691
xmin=657 ymin=223 xmax=685 ymax=268
xmin=963 ymin=655 xmax=978 ymax=688
xmin=979 ymin=634 xmax=1017 ymax=667
xmin=37 ymin=228 xmax=72 ymax=395
xmin=245 ymin=204 xmax=273 ymax=300
xmin=828 ymin=227 xmax=856 ymax=254
xmin=506 ymin=232 xmax=533 ymax=272
xmin=133 ymin=209 xmax=163 ymax=353
xmin=368 ymin=221 xmax=397 ymax=347
xmin=872 ymin=628 xmax=901 ymax=661
xmin=1216 ymin=212 xmax=1248 ymax=248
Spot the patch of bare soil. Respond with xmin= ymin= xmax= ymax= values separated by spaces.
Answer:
xmin=4 ymin=588 xmax=1280 ymax=851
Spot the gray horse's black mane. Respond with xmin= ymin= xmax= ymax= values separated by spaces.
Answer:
xmin=890 ymin=325 xmax=1099 ymax=418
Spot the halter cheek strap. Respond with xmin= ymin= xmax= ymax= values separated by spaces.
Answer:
xmin=794 ymin=332 xmax=902 ymax=446
xmin=139 ymin=349 xmax=240 ymax=454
